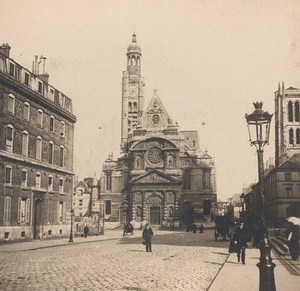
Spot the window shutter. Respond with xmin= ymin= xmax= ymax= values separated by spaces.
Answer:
xmin=26 ymin=199 xmax=30 ymax=223
xmin=18 ymin=198 xmax=21 ymax=223
xmin=57 ymin=201 xmax=60 ymax=222
xmin=63 ymin=202 xmax=66 ymax=222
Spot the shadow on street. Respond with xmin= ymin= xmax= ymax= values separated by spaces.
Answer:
xmin=118 ymin=229 xmax=229 ymax=249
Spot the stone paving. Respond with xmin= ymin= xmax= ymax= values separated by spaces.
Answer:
xmin=0 ymin=229 xmax=229 ymax=291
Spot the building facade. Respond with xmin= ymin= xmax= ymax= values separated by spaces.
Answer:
xmin=0 ymin=44 xmax=76 ymax=242
xmin=99 ymin=34 xmax=217 ymax=227
xmin=275 ymin=83 xmax=300 ymax=166
xmin=244 ymin=83 xmax=300 ymax=225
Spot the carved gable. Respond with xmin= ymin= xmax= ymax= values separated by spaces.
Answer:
xmin=130 ymin=169 xmax=181 ymax=185
xmin=140 ymin=90 xmax=170 ymax=130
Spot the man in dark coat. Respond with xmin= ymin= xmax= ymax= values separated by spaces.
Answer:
xmin=232 ymin=223 xmax=248 ymax=264
xmin=83 ymin=225 xmax=89 ymax=238
xmin=288 ymin=224 xmax=300 ymax=260
xmin=142 ymin=223 xmax=154 ymax=252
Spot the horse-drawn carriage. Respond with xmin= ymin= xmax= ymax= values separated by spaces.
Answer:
xmin=214 ymin=215 xmax=231 ymax=241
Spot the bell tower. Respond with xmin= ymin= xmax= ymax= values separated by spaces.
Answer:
xmin=121 ymin=32 xmax=145 ymax=152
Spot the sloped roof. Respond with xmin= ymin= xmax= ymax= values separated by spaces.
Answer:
xmin=278 ymin=154 xmax=300 ymax=169
xmin=286 ymin=87 xmax=300 ymax=91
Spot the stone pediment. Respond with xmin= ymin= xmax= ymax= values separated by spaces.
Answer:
xmin=130 ymin=169 xmax=181 ymax=185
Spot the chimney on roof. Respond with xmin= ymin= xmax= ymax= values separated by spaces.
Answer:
xmin=0 ymin=43 xmax=11 ymax=58
xmin=33 ymin=55 xmax=49 ymax=83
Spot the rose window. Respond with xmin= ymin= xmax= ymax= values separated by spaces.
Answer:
xmin=147 ymin=147 xmax=163 ymax=165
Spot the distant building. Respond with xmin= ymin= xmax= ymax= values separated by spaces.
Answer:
xmin=0 ymin=44 xmax=76 ymax=242
xmin=244 ymin=83 xmax=300 ymax=225
xmin=73 ymin=180 xmax=91 ymax=218
xmin=275 ymin=83 xmax=300 ymax=166
xmin=99 ymin=33 xmax=217 ymax=227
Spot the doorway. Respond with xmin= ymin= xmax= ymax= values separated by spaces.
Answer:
xmin=33 ymin=198 xmax=42 ymax=240
xmin=150 ymin=207 xmax=160 ymax=225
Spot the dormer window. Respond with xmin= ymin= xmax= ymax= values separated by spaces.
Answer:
xmin=24 ymin=72 xmax=29 ymax=86
xmin=38 ymin=81 xmax=43 ymax=94
xmin=9 ymin=62 xmax=15 ymax=77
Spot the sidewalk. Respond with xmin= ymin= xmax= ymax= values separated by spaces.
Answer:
xmin=0 ymin=229 xmax=122 ymax=252
xmin=208 ymin=247 xmax=300 ymax=291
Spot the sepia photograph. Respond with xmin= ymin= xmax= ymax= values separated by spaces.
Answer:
xmin=0 ymin=0 xmax=300 ymax=290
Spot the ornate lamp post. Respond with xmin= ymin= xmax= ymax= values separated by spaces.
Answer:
xmin=240 ymin=193 xmax=245 ymax=221
xmin=69 ymin=208 xmax=74 ymax=243
xmin=245 ymin=102 xmax=276 ymax=291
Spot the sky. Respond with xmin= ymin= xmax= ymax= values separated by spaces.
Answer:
xmin=1 ymin=0 xmax=300 ymax=201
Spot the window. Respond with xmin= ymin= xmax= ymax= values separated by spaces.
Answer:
xmin=5 ymin=166 xmax=12 ymax=184
xmin=36 ymin=136 xmax=42 ymax=161
xmin=25 ymin=199 xmax=30 ymax=223
xmin=106 ymin=172 xmax=112 ymax=191
xmin=22 ymin=131 xmax=29 ymax=157
xmin=35 ymin=173 xmax=41 ymax=188
xmin=18 ymin=198 xmax=26 ymax=222
xmin=289 ymin=128 xmax=294 ymax=144
xmin=9 ymin=62 xmax=15 ymax=77
xmin=49 ymin=89 xmax=55 ymax=101
xmin=37 ymin=109 xmax=43 ymax=127
xmin=57 ymin=201 xmax=65 ymax=222
xmin=288 ymin=101 xmax=293 ymax=122
xmin=296 ymin=101 xmax=300 ymax=122
xmin=24 ymin=72 xmax=29 ymax=86
xmin=285 ymin=173 xmax=291 ymax=182
xmin=23 ymin=102 xmax=30 ymax=121
xmin=105 ymin=200 xmax=112 ymax=215
xmin=59 ymin=178 xmax=64 ymax=193
xmin=297 ymin=128 xmax=300 ymax=144
xmin=183 ymin=170 xmax=191 ymax=190
xmin=7 ymin=94 xmax=15 ymax=114
xmin=6 ymin=124 xmax=14 ymax=152
xmin=38 ymin=81 xmax=43 ymax=94
xmin=59 ymin=146 xmax=64 ymax=167
xmin=286 ymin=188 xmax=292 ymax=198
xmin=49 ymin=141 xmax=54 ymax=164
xmin=50 ymin=115 xmax=55 ymax=132
xmin=48 ymin=176 xmax=53 ymax=191
xmin=61 ymin=121 xmax=65 ymax=137
xmin=203 ymin=169 xmax=211 ymax=190
xmin=48 ymin=200 xmax=53 ymax=224
xmin=79 ymin=199 xmax=83 ymax=206
xmin=21 ymin=169 xmax=28 ymax=187
xmin=4 ymin=197 xmax=12 ymax=224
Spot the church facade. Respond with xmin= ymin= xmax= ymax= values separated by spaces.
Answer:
xmin=99 ymin=33 xmax=217 ymax=226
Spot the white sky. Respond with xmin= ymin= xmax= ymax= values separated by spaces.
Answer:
xmin=1 ymin=0 xmax=300 ymax=201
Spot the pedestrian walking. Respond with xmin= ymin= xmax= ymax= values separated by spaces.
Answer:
xmin=199 ymin=224 xmax=204 ymax=233
xmin=287 ymin=224 xmax=300 ymax=260
xmin=83 ymin=225 xmax=89 ymax=238
xmin=232 ymin=223 xmax=248 ymax=264
xmin=142 ymin=223 xmax=153 ymax=252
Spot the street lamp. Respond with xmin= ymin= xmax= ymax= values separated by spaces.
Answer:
xmin=240 ymin=193 xmax=245 ymax=221
xmin=245 ymin=102 xmax=276 ymax=291
xmin=69 ymin=208 xmax=74 ymax=243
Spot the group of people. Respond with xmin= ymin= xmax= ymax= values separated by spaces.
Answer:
xmin=186 ymin=223 xmax=205 ymax=233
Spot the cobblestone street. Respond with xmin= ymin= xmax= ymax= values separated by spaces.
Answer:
xmin=0 ymin=229 xmax=229 ymax=291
